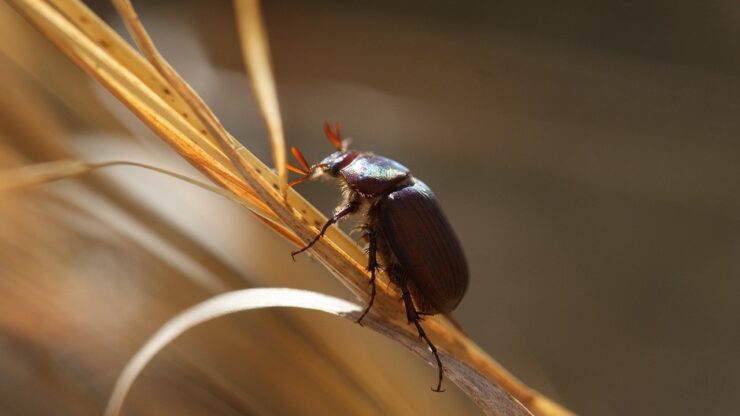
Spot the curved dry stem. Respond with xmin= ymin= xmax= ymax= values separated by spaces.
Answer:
xmin=104 ymin=288 xmax=362 ymax=416
xmin=104 ymin=288 xmax=528 ymax=416
xmin=0 ymin=159 xmax=301 ymax=245
xmin=0 ymin=159 xmax=90 ymax=191
xmin=6 ymin=1 xmax=574 ymax=415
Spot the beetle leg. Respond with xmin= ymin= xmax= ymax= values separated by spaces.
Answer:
xmin=356 ymin=228 xmax=378 ymax=325
xmin=291 ymin=200 xmax=359 ymax=259
xmin=401 ymin=284 xmax=445 ymax=393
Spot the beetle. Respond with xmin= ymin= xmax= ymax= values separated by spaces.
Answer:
xmin=288 ymin=122 xmax=469 ymax=392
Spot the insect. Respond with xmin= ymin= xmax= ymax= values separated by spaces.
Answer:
xmin=288 ymin=122 xmax=469 ymax=392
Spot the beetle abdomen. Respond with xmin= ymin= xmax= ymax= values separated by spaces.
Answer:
xmin=379 ymin=180 xmax=469 ymax=314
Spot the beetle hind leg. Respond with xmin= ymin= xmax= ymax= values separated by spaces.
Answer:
xmin=400 ymin=284 xmax=445 ymax=393
xmin=356 ymin=228 xmax=378 ymax=324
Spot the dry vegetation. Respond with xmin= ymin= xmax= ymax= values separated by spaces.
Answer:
xmin=0 ymin=1 xmax=575 ymax=415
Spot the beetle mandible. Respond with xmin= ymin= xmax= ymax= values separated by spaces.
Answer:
xmin=288 ymin=122 xmax=469 ymax=392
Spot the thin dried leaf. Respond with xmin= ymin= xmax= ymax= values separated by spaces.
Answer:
xmin=233 ymin=0 xmax=287 ymax=189
xmin=7 ymin=1 xmax=573 ymax=414
xmin=0 ymin=159 xmax=301 ymax=245
xmin=104 ymin=288 xmax=529 ymax=416
xmin=0 ymin=159 xmax=89 ymax=191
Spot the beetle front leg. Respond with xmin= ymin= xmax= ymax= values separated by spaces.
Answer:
xmin=400 ymin=284 xmax=445 ymax=393
xmin=291 ymin=199 xmax=360 ymax=259
xmin=356 ymin=228 xmax=378 ymax=324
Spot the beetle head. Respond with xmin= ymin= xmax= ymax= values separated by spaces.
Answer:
xmin=317 ymin=150 xmax=359 ymax=177
xmin=287 ymin=121 xmax=357 ymax=186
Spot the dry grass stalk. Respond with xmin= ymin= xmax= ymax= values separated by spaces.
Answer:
xmin=5 ymin=0 xmax=574 ymax=415
xmin=104 ymin=288 xmax=365 ymax=416
xmin=0 ymin=159 xmax=300 ymax=244
xmin=233 ymin=0 xmax=287 ymax=189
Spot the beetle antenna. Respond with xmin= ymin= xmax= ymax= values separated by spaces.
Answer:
xmin=323 ymin=120 xmax=344 ymax=150
xmin=287 ymin=146 xmax=313 ymax=187
xmin=288 ymin=175 xmax=311 ymax=187
xmin=291 ymin=146 xmax=311 ymax=170
xmin=287 ymin=163 xmax=311 ymax=187
xmin=287 ymin=163 xmax=308 ymax=174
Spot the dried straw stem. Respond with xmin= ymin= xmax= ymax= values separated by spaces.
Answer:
xmin=6 ymin=0 xmax=574 ymax=414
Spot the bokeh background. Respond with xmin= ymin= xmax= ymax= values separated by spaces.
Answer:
xmin=1 ymin=1 xmax=739 ymax=415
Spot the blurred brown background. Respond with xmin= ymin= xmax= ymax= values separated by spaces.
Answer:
xmin=1 ymin=1 xmax=739 ymax=415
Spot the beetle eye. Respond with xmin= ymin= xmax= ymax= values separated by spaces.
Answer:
xmin=327 ymin=164 xmax=341 ymax=176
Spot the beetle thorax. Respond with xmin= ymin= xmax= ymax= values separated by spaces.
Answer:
xmin=332 ymin=153 xmax=412 ymax=197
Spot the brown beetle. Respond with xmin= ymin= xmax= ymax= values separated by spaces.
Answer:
xmin=289 ymin=122 xmax=469 ymax=392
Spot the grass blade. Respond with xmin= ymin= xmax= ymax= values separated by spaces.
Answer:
xmin=104 ymin=288 xmax=530 ymax=416
xmin=0 ymin=159 xmax=302 ymax=245
xmin=6 ymin=1 xmax=574 ymax=414
xmin=104 ymin=288 xmax=361 ymax=416
xmin=234 ymin=0 xmax=287 ymax=189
